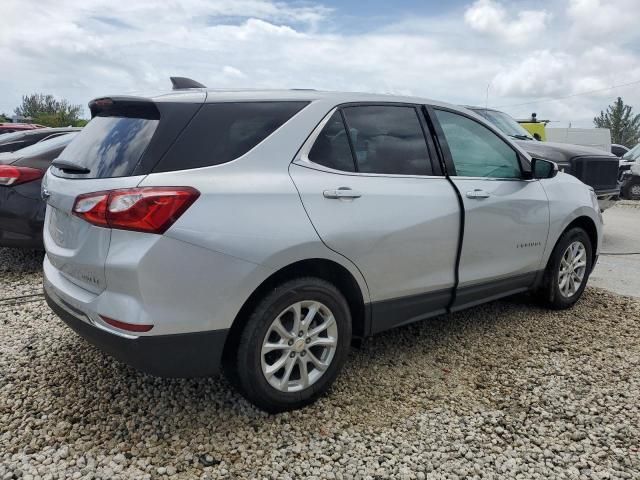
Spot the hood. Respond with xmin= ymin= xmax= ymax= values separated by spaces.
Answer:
xmin=516 ymin=139 xmax=617 ymax=164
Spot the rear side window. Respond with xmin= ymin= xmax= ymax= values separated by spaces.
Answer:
xmin=342 ymin=106 xmax=432 ymax=175
xmin=308 ymin=111 xmax=356 ymax=172
xmin=56 ymin=117 xmax=159 ymax=178
xmin=154 ymin=102 xmax=308 ymax=173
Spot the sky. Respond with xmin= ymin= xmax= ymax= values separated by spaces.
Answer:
xmin=1 ymin=0 xmax=640 ymax=127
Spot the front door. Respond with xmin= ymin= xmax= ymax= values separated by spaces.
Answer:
xmin=431 ymin=108 xmax=550 ymax=310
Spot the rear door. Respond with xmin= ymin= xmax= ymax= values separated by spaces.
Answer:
xmin=43 ymin=97 xmax=203 ymax=294
xmin=429 ymin=107 xmax=550 ymax=309
xmin=291 ymin=104 xmax=461 ymax=333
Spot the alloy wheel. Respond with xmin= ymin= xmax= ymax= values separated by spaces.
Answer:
xmin=261 ymin=300 xmax=338 ymax=392
xmin=558 ymin=241 xmax=587 ymax=298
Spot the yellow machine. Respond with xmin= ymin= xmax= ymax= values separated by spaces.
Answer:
xmin=517 ymin=113 xmax=548 ymax=141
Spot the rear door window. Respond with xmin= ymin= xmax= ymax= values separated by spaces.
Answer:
xmin=308 ymin=111 xmax=356 ymax=172
xmin=341 ymin=106 xmax=432 ymax=175
xmin=154 ymin=102 xmax=308 ymax=173
xmin=55 ymin=117 xmax=159 ymax=178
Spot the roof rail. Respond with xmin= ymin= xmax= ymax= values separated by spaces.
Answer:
xmin=170 ymin=77 xmax=207 ymax=90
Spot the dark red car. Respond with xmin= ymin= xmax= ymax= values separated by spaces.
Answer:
xmin=0 ymin=123 xmax=46 ymax=134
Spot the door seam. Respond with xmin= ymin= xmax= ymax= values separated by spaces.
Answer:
xmin=422 ymin=106 xmax=464 ymax=312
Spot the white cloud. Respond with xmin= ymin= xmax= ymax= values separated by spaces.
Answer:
xmin=464 ymin=0 xmax=550 ymax=45
xmin=0 ymin=0 xmax=639 ymax=128
xmin=567 ymin=0 xmax=640 ymax=39
xmin=492 ymin=51 xmax=575 ymax=97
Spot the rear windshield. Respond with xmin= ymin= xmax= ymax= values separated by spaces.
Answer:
xmin=153 ymin=101 xmax=308 ymax=173
xmin=15 ymin=132 xmax=77 ymax=157
xmin=56 ymin=116 xmax=159 ymax=178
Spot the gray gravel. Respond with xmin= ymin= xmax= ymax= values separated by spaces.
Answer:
xmin=1 ymin=247 xmax=639 ymax=479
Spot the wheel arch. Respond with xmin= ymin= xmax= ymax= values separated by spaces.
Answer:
xmin=561 ymin=215 xmax=599 ymax=268
xmin=222 ymin=258 xmax=369 ymax=365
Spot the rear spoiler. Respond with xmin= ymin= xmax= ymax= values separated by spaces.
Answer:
xmin=88 ymin=97 xmax=160 ymax=119
xmin=89 ymin=77 xmax=205 ymax=118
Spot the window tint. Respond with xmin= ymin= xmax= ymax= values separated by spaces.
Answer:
xmin=56 ymin=117 xmax=159 ymax=178
xmin=155 ymin=102 xmax=308 ymax=172
xmin=435 ymin=110 xmax=521 ymax=179
xmin=342 ymin=106 xmax=432 ymax=175
xmin=308 ymin=111 xmax=355 ymax=172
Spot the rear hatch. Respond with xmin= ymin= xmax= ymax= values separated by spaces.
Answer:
xmin=44 ymin=94 xmax=205 ymax=294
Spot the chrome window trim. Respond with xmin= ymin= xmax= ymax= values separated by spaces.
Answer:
xmin=452 ymin=176 xmax=538 ymax=182
xmin=294 ymin=107 xmax=447 ymax=180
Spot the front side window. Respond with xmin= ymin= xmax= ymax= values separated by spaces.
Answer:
xmin=342 ymin=106 xmax=432 ymax=175
xmin=435 ymin=110 xmax=522 ymax=179
xmin=308 ymin=111 xmax=356 ymax=172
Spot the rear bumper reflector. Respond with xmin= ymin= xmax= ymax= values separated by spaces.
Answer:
xmin=100 ymin=315 xmax=154 ymax=333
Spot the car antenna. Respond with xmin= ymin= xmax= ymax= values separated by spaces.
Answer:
xmin=170 ymin=77 xmax=207 ymax=90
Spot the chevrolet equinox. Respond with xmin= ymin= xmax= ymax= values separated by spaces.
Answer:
xmin=43 ymin=83 xmax=602 ymax=412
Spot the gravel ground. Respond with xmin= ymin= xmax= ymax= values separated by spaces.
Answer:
xmin=1 ymin=247 xmax=639 ymax=480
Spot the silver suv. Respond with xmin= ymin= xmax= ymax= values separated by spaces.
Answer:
xmin=43 ymin=85 xmax=602 ymax=412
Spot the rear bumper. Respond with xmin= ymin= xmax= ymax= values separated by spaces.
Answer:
xmin=44 ymin=284 xmax=229 ymax=378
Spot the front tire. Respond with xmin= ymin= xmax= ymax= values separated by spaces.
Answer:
xmin=622 ymin=177 xmax=640 ymax=200
xmin=537 ymin=227 xmax=593 ymax=309
xmin=227 ymin=277 xmax=352 ymax=413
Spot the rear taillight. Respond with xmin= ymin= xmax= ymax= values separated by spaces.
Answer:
xmin=72 ymin=187 xmax=199 ymax=234
xmin=0 ymin=166 xmax=44 ymax=186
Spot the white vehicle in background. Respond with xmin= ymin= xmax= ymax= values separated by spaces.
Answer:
xmin=545 ymin=127 xmax=612 ymax=153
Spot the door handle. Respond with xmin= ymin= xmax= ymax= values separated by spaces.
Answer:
xmin=323 ymin=187 xmax=362 ymax=199
xmin=465 ymin=189 xmax=490 ymax=199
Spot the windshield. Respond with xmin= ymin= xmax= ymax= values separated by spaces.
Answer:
xmin=15 ymin=132 xmax=78 ymax=157
xmin=472 ymin=109 xmax=534 ymax=140
xmin=622 ymin=143 xmax=640 ymax=161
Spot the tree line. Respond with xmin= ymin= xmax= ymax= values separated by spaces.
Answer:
xmin=593 ymin=97 xmax=640 ymax=147
xmin=1 ymin=93 xmax=87 ymax=127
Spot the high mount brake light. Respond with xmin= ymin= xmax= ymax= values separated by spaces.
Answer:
xmin=0 ymin=166 xmax=44 ymax=186
xmin=72 ymin=187 xmax=200 ymax=234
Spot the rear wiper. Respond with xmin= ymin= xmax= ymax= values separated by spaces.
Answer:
xmin=51 ymin=159 xmax=90 ymax=174
xmin=510 ymin=134 xmax=533 ymax=140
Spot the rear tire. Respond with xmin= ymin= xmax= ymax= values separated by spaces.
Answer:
xmin=226 ymin=277 xmax=352 ymax=413
xmin=537 ymin=227 xmax=593 ymax=309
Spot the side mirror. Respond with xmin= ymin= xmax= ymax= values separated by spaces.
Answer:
xmin=531 ymin=157 xmax=558 ymax=179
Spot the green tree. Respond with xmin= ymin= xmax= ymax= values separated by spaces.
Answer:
xmin=593 ymin=97 xmax=640 ymax=147
xmin=14 ymin=93 xmax=85 ymax=127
